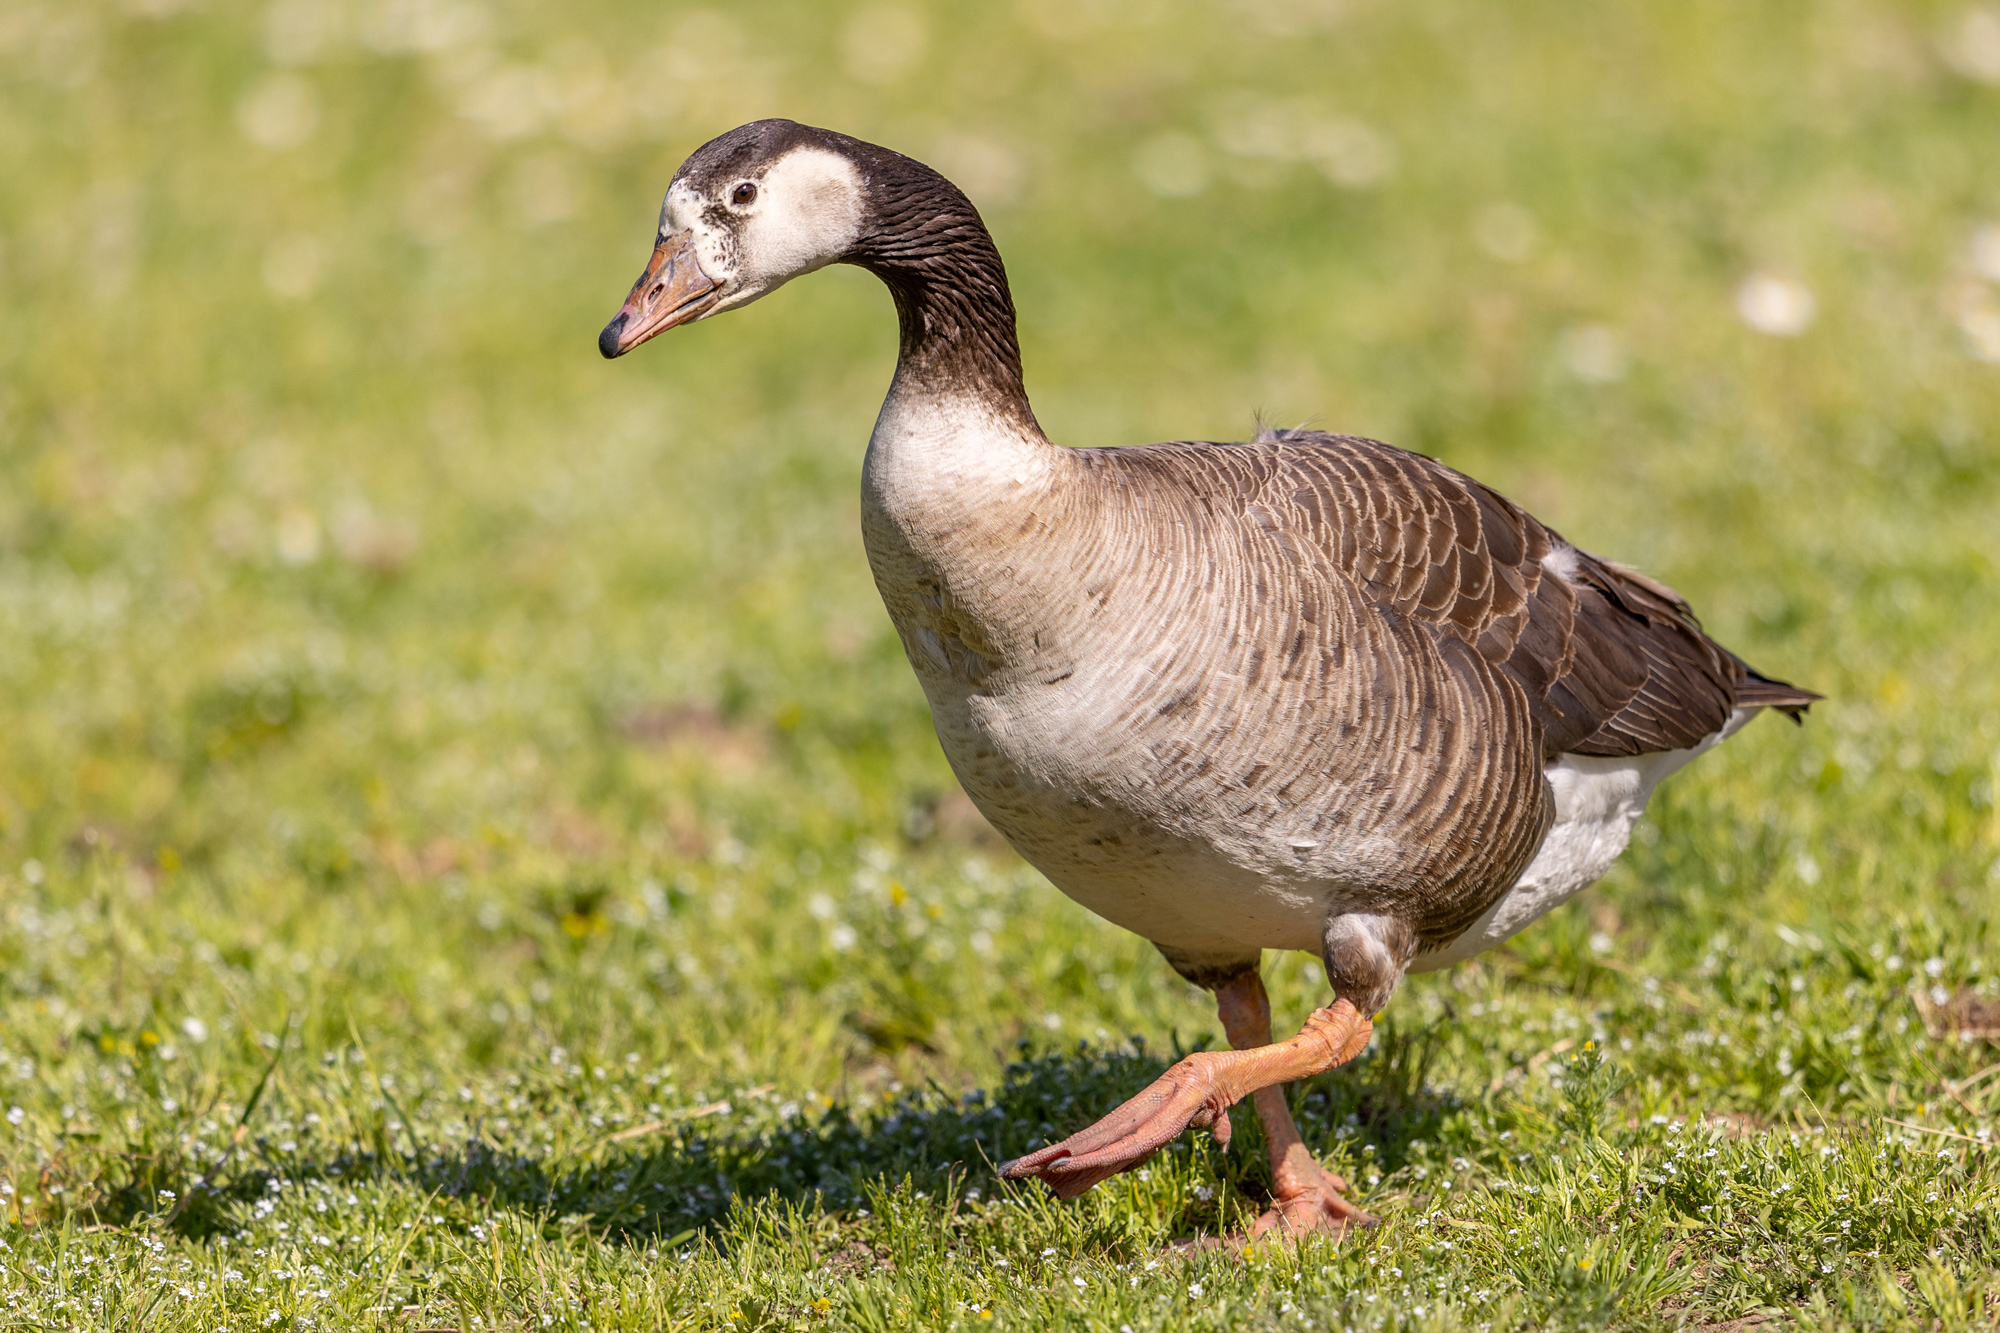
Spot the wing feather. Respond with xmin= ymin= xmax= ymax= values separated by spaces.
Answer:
xmin=1242 ymin=430 xmax=1818 ymax=757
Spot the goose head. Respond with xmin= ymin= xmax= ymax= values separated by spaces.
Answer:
xmin=599 ymin=120 xmax=869 ymax=359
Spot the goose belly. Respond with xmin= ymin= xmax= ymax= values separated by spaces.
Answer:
xmin=918 ymin=682 xmax=1363 ymax=957
xmin=944 ymin=743 xmax=1336 ymax=955
xmin=1408 ymin=707 xmax=1757 ymax=972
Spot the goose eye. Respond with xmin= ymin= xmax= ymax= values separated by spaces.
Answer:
xmin=731 ymin=182 xmax=757 ymax=206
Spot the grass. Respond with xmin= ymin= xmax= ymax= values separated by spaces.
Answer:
xmin=3 ymin=0 xmax=2000 ymax=1326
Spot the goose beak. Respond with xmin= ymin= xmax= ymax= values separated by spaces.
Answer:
xmin=599 ymin=230 xmax=719 ymax=359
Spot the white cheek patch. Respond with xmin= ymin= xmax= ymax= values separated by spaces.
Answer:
xmin=658 ymin=148 xmax=864 ymax=315
xmin=735 ymin=147 xmax=864 ymax=286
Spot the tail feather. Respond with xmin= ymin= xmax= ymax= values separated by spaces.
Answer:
xmin=1734 ymin=670 xmax=1822 ymax=724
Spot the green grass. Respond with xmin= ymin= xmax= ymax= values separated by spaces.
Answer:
xmin=4 ymin=0 xmax=2000 ymax=1326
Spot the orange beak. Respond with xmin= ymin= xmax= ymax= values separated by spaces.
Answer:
xmin=598 ymin=230 xmax=720 ymax=359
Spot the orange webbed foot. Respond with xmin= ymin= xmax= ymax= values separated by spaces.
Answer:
xmin=1248 ymin=1151 xmax=1376 ymax=1239
xmin=998 ymin=1051 xmax=1236 ymax=1198
xmin=1000 ymin=1000 xmax=1373 ymax=1201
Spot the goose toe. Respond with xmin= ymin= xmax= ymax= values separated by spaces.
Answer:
xmin=999 ymin=1053 xmax=1236 ymax=1199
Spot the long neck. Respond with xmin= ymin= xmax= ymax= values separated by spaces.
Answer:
xmin=848 ymin=168 xmax=1044 ymax=437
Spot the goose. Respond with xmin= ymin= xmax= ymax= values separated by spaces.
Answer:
xmin=598 ymin=119 xmax=1819 ymax=1238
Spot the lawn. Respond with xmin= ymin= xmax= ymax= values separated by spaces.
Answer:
xmin=3 ymin=0 xmax=2000 ymax=1327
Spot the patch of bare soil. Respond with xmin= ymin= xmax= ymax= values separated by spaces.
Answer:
xmin=1917 ymin=987 xmax=2000 ymax=1043
xmin=900 ymin=788 xmax=1015 ymax=853
xmin=618 ymin=702 xmax=768 ymax=776
xmin=822 ymin=1240 xmax=895 ymax=1277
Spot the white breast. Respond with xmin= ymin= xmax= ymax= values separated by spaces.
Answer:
xmin=1408 ymin=706 xmax=1758 ymax=972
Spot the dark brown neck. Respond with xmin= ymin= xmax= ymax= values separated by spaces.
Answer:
xmin=845 ymin=161 xmax=1040 ymax=432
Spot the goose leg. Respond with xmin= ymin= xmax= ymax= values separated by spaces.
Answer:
xmin=998 ymin=984 xmax=1372 ymax=1201
xmin=1214 ymin=971 xmax=1377 ymax=1238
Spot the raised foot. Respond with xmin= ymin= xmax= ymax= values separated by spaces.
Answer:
xmin=1249 ymin=1151 xmax=1377 ymax=1240
xmin=998 ymin=1051 xmax=1236 ymax=1199
xmin=999 ymin=1001 xmax=1372 ymax=1201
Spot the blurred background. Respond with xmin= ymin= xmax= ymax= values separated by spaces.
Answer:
xmin=2 ymin=0 xmax=1999 ymax=1247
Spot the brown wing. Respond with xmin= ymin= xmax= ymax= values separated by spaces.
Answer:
xmin=1251 ymin=430 xmax=1818 ymax=758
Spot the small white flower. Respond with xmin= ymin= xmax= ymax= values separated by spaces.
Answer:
xmin=1188 ymin=1282 xmax=1204 ymax=1297
xmin=1972 ymin=224 xmax=2000 ymax=281
xmin=1737 ymin=273 xmax=1815 ymax=336
xmin=1946 ymin=10 xmax=2000 ymax=84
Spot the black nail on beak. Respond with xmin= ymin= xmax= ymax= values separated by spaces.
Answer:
xmin=598 ymin=312 xmax=628 ymax=360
